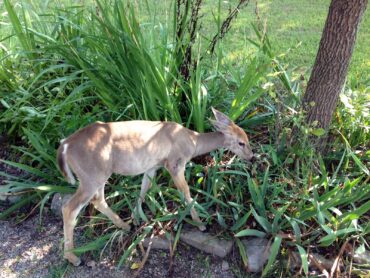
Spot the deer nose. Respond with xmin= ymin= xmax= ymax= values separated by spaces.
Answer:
xmin=246 ymin=153 xmax=254 ymax=161
xmin=250 ymin=154 xmax=257 ymax=163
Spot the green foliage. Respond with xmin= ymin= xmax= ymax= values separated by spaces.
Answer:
xmin=335 ymin=88 xmax=370 ymax=147
xmin=0 ymin=0 xmax=369 ymax=276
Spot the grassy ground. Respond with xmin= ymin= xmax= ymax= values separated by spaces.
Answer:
xmin=134 ymin=0 xmax=370 ymax=85
xmin=234 ymin=0 xmax=370 ymax=86
xmin=223 ymin=0 xmax=369 ymax=86
xmin=0 ymin=1 xmax=369 ymax=277
xmin=1 ymin=0 xmax=369 ymax=85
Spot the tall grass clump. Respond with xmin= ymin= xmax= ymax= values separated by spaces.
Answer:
xmin=0 ymin=0 xmax=369 ymax=276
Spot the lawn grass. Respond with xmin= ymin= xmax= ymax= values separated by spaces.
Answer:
xmin=208 ymin=0 xmax=370 ymax=86
xmin=1 ymin=0 xmax=369 ymax=85
xmin=138 ymin=0 xmax=370 ymax=86
xmin=245 ymin=0 xmax=370 ymax=86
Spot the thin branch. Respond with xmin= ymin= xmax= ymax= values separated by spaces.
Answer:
xmin=208 ymin=0 xmax=250 ymax=55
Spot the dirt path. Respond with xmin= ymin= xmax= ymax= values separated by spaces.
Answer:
xmin=0 ymin=212 xmax=237 ymax=278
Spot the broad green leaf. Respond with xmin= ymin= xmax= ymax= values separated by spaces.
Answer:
xmin=262 ymin=235 xmax=282 ymax=277
xmin=339 ymin=200 xmax=370 ymax=224
xmin=231 ymin=211 xmax=251 ymax=232
xmin=0 ymin=160 xmax=50 ymax=180
xmin=0 ymin=194 xmax=39 ymax=220
xmin=235 ymin=229 xmax=266 ymax=238
xmin=296 ymin=245 xmax=308 ymax=276
xmin=118 ymin=227 xmax=152 ymax=268
xmin=319 ymin=227 xmax=358 ymax=246
xmin=73 ymin=233 xmax=113 ymax=254
xmin=310 ymin=128 xmax=326 ymax=137
xmin=235 ymin=238 xmax=248 ymax=269
xmin=251 ymin=206 xmax=272 ymax=233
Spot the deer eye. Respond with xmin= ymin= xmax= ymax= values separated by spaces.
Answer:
xmin=238 ymin=142 xmax=245 ymax=147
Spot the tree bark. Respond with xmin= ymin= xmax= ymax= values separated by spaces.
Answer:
xmin=302 ymin=0 xmax=368 ymax=134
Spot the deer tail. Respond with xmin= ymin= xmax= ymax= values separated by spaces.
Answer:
xmin=57 ymin=141 xmax=76 ymax=185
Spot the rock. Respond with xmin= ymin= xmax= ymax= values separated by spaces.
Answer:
xmin=242 ymin=237 xmax=270 ymax=273
xmin=50 ymin=193 xmax=72 ymax=218
xmin=180 ymin=230 xmax=233 ymax=258
xmin=0 ymin=191 xmax=21 ymax=204
xmin=289 ymin=251 xmax=343 ymax=272
xmin=221 ymin=260 xmax=229 ymax=271
xmin=87 ymin=260 xmax=96 ymax=269
xmin=308 ymin=252 xmax=337 ymax=270
xmin=353 ymin=249 xmax=370 ymax=265
xmin=142 ymin=235 xmax=173 ymax=250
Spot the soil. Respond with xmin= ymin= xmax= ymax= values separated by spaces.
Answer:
xmin=0 ymin=212 xmax=240 ymax=278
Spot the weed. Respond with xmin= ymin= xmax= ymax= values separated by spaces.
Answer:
xmin=0 ymin=0 xmax=369 ymax=276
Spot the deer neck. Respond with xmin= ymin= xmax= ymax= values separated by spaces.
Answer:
xmin=193 ymin=131 xmax=225 ymax=158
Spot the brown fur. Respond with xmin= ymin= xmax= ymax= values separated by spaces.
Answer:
xmin=58 ymin=108 xmax=253 ymax=266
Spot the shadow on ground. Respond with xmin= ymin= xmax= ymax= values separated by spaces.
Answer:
xmin=0 ymin=212 xmax=239 ymax=278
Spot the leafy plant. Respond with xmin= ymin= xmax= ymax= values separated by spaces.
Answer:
xmin=0 ymin=0 xmax=369 ymax=276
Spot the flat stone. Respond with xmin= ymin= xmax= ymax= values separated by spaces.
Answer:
xmin=50 ymin=193 xmax=72 ymax=218
xmin=180 ymin=230 xmax=233 ymax=258
xmin=142 ymin=235 xmax=173 ymax=250
xmin=242 ymin=237 xmax=271 ymax=273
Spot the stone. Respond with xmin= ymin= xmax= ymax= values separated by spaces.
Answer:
xmin=50 ymin=193 xmax=72 ymax=218
xmin=142 ymin=235 xmax=173 ymax=250
xmin=289 ymin=251 xmax=343 ymax=272
xmin=353 ymin=249 xmax=370 ymax=265
xmin=87 ymin=260 xmax=96 ymax=269
xmin=221 ymin=260 xmax=230 ymax=271
xmin=0 ymin=191 xmax=20 ymax=204
xmin=242 ymin=237 xmax=271 ymax=273
xmin=180 ymin=230 xmax=233 ymax=258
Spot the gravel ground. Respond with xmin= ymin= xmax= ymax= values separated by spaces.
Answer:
xmin=0 ymin=212 xmax=239 ymax=278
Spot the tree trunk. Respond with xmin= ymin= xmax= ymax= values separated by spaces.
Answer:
xmin=302 ymin=0 xmax=368 ymax=140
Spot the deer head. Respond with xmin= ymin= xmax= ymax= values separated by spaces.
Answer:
xmin=211 ymin=107 xmax=253 ymax=161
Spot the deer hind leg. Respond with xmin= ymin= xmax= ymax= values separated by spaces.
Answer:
xmin=132 ymin=168 xmax=157 ymax=223
xmin=166 ymin=160 xmax=206 ymax=231
xmin=91 ymin=185 xmax=130 ymax=231
xmin=62 ymin=185 xmax=96 ymax=266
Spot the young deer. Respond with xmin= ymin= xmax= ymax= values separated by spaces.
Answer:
xmin=57 ymin=108 xmax=253 ymax=266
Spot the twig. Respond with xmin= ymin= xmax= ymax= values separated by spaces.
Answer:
xmin=133 ymin=233 xmax=155 ymax=277
xmin=15 ymin=201 xmax=41 ymax=224
xmin=278 ymin=232 xmax=296 ymax=241
xmin=308 ymin=253 xmax=330 ymax=278
xmin=330 ymin=239 xmax=349 ymax=278
xmin=208 ymin=0 xmax=250 ymax=55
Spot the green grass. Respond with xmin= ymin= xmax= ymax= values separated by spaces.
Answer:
xmin=2 ymin=0 xmax=370 ymax=86
xmin=0 ymin=0 xmax=369 ymax=276
xmin=123 ymin=0 xmax=370 ymax=85
xmin=210 ymin=0 xmax=370 ymax=86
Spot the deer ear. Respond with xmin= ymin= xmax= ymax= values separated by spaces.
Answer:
xmin=211 ymin=107 xmax=232 ymax=131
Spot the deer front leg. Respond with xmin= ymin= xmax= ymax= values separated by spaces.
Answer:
xmin=132 ymin=168 xmax=157 ymax=223
xmin=166 ymin=160 xmax=206 ymax=231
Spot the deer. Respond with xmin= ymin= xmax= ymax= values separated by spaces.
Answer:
xmin=57 ymin=107 xmax=253 ymax=266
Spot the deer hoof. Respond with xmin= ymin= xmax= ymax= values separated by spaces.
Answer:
xmin=64 ymin=252 xmax=81 ymax=266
